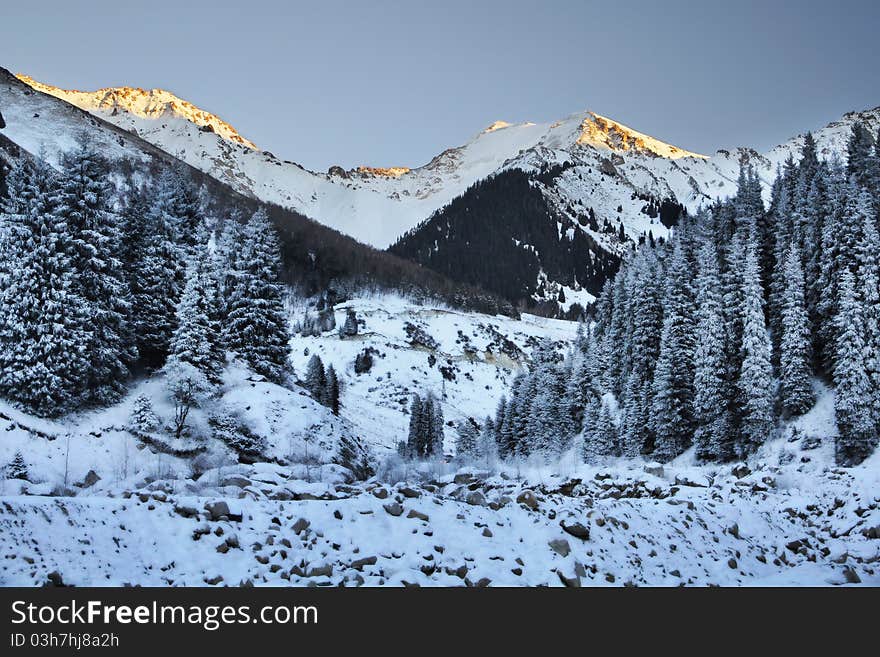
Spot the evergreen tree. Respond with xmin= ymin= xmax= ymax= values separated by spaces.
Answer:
xmin=736 ymin=231 xmax=775 ymax=455
xmin=857 ymin=208 xmax=880 ymax=431
xmin=405 ymin=394 xmax=422 ymax=459
xmin=129 ymin=393 xmax=159 ymax=433
xmin=304 ymin=355 xmax=326 ymax=401
xmin=58 ymin=138 xmax=135 ymax=403
xmin=429 ymin=394 xmax=445 ymax=457
xmin=650 ymin=241 xmax=696 ymax=461
xmin=476 ymin=417 xmax=498 ymax=467
xmin=223 ymin=209 xmax=290 ymax=382
xmin=325 ymin=364 xmax=340 ymax=415
xmin=132 ymin=173 xmax=187 ymax=369
xmin=6 ymin=451 xmax=28 ymax=480
xmin=455 ymin=420 xmax=478 ymax=458
xmin=339 ymin=308 xmax=359 ymax=337
xmin=833 ymin=269 xmax=875 ymax=465
xmin=846 ymin=121 xmax=874 ymax=187
xmin=779 ymin=243 xmax=815 ymax=416
xmin=167 ymin=237 xmax=224 ymax=388
xmin=0 ymin=157 xmax=89 ymax=416
xmin=584 ymin=396 xmax=616 ymax=462
xmin=692 ymin=240 xmax=732 ymax=460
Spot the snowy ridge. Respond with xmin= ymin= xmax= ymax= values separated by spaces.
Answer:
xmin=11 ymin=72 xmax=880 ymax=250
xmin=16 ymin=75 xmax=259 ymax=150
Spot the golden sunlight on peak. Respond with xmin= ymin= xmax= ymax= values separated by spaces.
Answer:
xmin=484 ymin=120 xmax=512 ymax=133
xmin=576 ymin=112 xmax=707 ymax=160
xmin=15 ymin=73 xmax=259 ymax=151
xmin=356 ymin=166 xmax=411 ymax=178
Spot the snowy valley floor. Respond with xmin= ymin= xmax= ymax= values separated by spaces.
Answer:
xmin=1 ymin=451 xmax=878 ymax=587
xmin=0 ymin=296 xmax=877 ymax=587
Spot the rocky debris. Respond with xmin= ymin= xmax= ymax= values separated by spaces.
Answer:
xmin=548 ymin=538 xmax=571 ymax=557
xmin=351 ymin=556 xmax=377 ymax=570
xmin=44 ymin=571 xmax=66 ymax=587
xmin=732 ymin=464 xmax=751 ymax=479
xmin=306 ymin=564 xmax=333 ymax=578
xmin=862 ymin=525 xmax=880 ymax=539
xmin=372 ymin=487 xmax=389 ymax=500
xmin=482 ymin=528 xmax=493 ymax=538
xmin=204 ymin=501 xmax=231 ymax=521
xmin=174 ymin=505 xmax=199 ymax=519
xmin=221 ymin=476 xmax=252 ymax=488
xmin=516 ymin=490 xmax=539 ymax=510
xmin=674 ymin=475 xmax=708 ymax=488
xmin=466 ymin=491 xmax=486 ymax=506
xmin=557 ymin=570 xmax=581 ymax=587
xmin=406 ymin=509 xmax=429 ymax=521
xmin=78 ymin=470 xmax=101 ymax=488
xmin=398 ymin=487 xmax=421 ymax=499
xmin=292 ymin=518 xmax=310 ymax=535
xmin=383 ymin=503 xmax=404 ymax=517
xmin=843 ymin=567 xmax=861 ymax=584
xmin=561 ymin=521 xmax=590 ymax=540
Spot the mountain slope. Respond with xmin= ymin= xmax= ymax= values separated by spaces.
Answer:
xmin=0 ymin=67 xmax=515 ymax=316
xmin=16 ymin=73 xmax=880 ymax=253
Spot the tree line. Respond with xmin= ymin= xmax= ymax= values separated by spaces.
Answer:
xmin=0 ymin=137 xmax=291 ymax=418
xmin=458 ymin=123 xmax=880 ymax=467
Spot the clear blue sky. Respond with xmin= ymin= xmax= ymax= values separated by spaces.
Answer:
xmin=4 ymin=0 xmax=879 ymax=170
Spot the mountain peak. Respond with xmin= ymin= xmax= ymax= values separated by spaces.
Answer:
xmin=15 ymin=74 xmax=258 ymax=150
xmin=573 ymin=111 xmax=707 ymax=160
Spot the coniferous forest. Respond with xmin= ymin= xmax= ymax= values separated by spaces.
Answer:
xmin=474 ymin=125 xmax=880 ymax=467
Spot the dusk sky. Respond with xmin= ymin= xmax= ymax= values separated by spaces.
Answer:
xmin=4 ymin=0 xmax=879 ymax=170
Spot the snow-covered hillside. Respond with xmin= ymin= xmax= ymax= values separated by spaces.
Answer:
xmin=15 ymin=72 xmax=880 ymax=249
xmin=2 ymin=423 xmax=877 ymax=587
xmin=289 ymin=294 xmax=578 ymax=453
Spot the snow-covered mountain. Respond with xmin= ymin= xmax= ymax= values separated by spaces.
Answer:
xmin=16 ymin=72 xmax=880 ymax=250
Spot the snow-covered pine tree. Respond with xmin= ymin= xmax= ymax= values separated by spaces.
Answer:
xmin=167 ymin=236 xmax=224 ymax=389
xmin=405 ymin=393 xmax=422 ymax=459
xmin=129 ymin=393 xmax=159 ymax=433
xmin=584 ymin=396 xmax=617 ymax=463
xmin=779 ymin=242 xmax=815 ymax=417
xmin=58 ymin=138 xmax=135 ymax=404
xmin=476 ymin=417 xmax=497 ymax=467
xmin=526 ymin=361 xmax=567 ymax=457
xmin=736 ymin=228 xmax=775 ymax=455
xmin=846 ymin=121 xmax=874 ymax=188
xmin=803 ymin=163 xmax=831 ymax=343
xmin=223 ymin=208 xmax=290 ymax=382
xmin=455 ymin=420 xmax=478 ymax=459
xmin=325 ymin=364 xmax=340 ymax=415
xmin=429 ymin=394 xmax=445 ymax=457
xmin=339 ymin=308 xmax=358 ymax=338
xmin=620 ymin=249 xmax=663 ymax=456
xmin=833 ymin=269 xmax=875 ymax=465
xmin=132 ymin=173 xmax=188 ymax=369
xmin=650 ymin=240 xmax=696 ymax=462
xmin=855 ymin=209 xmax=880 ymax=434
xmin=0 ymin=157 xmax=90 ymax=416
xmin=692 ymin=240 xmax=733 ymax=461
xmin=6 ymin=451 xmax=28 ymax=480
xmin=304 ymin=355 xmax=326 ymax=401
xmin=815 ymin=166 xmax=847 ymax=373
